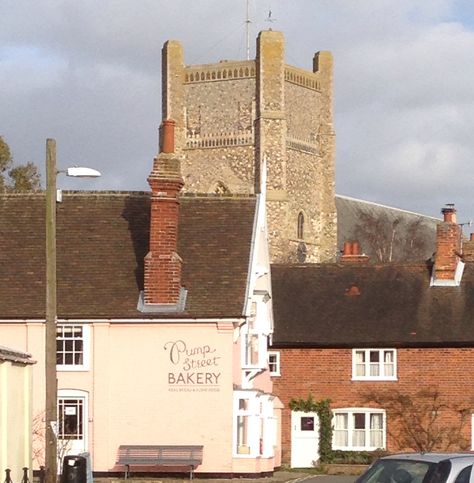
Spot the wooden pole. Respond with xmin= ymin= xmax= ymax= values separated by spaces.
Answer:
xmin=45 ymin=138 xmax=58 ymax=483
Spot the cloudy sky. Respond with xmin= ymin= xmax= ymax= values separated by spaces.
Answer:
xmin=2 ymin=0 xmax=474 ymax=220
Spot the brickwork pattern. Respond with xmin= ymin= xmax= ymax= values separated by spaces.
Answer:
xmin=272 ymin=348 xmax=474 ymax=464
xmin=435 ymin=222 xmax=462 ymax=279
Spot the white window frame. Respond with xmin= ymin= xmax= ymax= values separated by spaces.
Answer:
xmin=352 ymin=348 xmax=397 ymax=381
xmin=57 ymin=389 xmax=89 ymax=454
xmin=232 ymin=391 xmax=275 ymax=458
xmin=332 ymin=408 xmax=386 ymax=451
xmin=56 ymin=324 xmax=91 ymax=371
xmin=268 ymin=351 xmax=280 ymax=376
xmin=241 ymin=299 xmax=269 ymax=370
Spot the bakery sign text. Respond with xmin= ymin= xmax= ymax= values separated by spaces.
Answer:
xmin=164 ymin=339 xmax=221 ymax=390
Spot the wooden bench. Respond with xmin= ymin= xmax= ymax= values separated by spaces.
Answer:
xmin=116 ymin=445 xmax=204 ymax=480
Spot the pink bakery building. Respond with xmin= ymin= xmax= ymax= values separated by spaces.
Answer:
xmin=0 ymin=121 xmax=281 ymax=476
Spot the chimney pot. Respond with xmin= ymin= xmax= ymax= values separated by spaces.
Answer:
xmin=352 ymin=240 xmax=360 ymax=256
xmin=340 ymin=240 xmax=369 ymax=264
xmin=441 ymin=205 xmax=457 ymax=223
xmin=342 ymin=241 xmax=352 ymax=256
xmin=160 ymin=119 xmax=176 ymax=154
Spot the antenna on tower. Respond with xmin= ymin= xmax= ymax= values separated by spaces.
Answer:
xmin=245 ymin=0 xmax=251 ymax=60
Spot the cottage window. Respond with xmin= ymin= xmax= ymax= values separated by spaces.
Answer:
xmin=58 ymin=397 xmax=84 ymax=440
xmin=233 ymin=391 xmax=276 ymax=458
xmin=236 ymin=397 xmax=251 ymax=454
xmin=58 ymin=389 xmax=89 ymax=455
xmin=56 ymin=324 xmax=90 ymax=371
xmin=242 ymin=301 xmax=268 ymax=369
xmin=352 ymin=349 xmax=396 ymax=380
xmin=333 ymin=408 xmax=386 ymax=451
xmin=268 ymin=351 xmax=280 ymax=376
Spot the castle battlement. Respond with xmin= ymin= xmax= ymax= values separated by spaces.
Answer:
xmin=160 ymin=30 xmax=337 ymax=263
xmin=284 ymin=65 xmax=321 ymax=91
xmin=185 ymin=60 xmax=256 ymax=84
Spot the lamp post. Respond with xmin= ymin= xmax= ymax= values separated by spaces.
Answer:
xmin=45 ymin=139 xmax=101 ymax=483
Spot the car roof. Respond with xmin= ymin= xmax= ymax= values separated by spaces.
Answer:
xmin=381 ymin=454 xmax=474 ymax=464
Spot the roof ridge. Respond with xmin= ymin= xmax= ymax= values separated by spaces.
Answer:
xmin=336 ymin=194 xmax=440 ymax=221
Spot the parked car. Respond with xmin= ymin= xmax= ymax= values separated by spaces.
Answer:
xmin=355 ymin=453 xmax=474 ymax=483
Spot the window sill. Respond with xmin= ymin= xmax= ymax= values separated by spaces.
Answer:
xmin=57 ymin=366 xmax=90 ymax=372
xmin=333 ymin=446 xmax=386 ymax=452
xmin=351 ymin=377 xmax=398 ymax=382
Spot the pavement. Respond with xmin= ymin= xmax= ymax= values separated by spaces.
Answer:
xmin=98 ymin=469 xmax=360 ymax=483
xmin=99 ymin=471 xmax=315 ymax=483
xmin=190 ymin=470 xmax=314 ymax=482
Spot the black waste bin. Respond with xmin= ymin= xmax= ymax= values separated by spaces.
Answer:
xmin=60 ymin=455 xmax=87 ymax=483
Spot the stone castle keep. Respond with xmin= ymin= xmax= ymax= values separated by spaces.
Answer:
xmin=161 ymin=30 xmax=337 ymax=263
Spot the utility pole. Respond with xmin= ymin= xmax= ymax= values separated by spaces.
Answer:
xmin=45 ymin=138 xmax=58 ymax=483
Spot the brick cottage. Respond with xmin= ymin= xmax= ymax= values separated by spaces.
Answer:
xmin=270 ymin=206 xmax=474 ymax=467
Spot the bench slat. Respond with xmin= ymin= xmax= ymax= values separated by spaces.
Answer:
xmin=117 ymin=444 xmax=203 ymax=467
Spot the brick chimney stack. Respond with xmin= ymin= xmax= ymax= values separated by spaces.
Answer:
xmin=143 ymin=119 xmax=185 ymax=307
xmin=340 ymin=240 xmax=369 ymax=264
xmin=433 ymin=205 xmax=462 ymax=282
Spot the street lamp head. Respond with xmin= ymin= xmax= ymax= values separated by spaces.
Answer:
xmin=66 ymin=166 xmax=101 ymax=178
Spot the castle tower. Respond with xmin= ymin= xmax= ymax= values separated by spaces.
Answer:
xmin=161 ymin=31 xmax=337 ymax=263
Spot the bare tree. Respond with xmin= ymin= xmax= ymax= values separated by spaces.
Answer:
xmin=354 ymin=212 xmax=430 ymax=262
xmin=362 ymin=388 xmax=471 ymax=452
xmin=32 ymin=411 xmax=73 ymax=473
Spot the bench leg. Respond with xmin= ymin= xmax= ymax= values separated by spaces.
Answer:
xmin=189 ymin=465 xmax=195 ymax=481
xmin=124 ymin=464 xmax=130 ymax=479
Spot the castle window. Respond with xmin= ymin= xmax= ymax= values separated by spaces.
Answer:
xmin=297 ymin=212 xmax=304 ymax=239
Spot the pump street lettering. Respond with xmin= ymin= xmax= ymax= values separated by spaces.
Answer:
xmin=164 ymin=339 xmax=222 ymax=388
xmin=164 ymin=339 xmax=217 ymax=365
xmin=168 ymin=372 xmax=221 ymax=385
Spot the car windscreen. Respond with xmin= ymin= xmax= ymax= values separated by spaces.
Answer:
xmin=356 ymin=459 xmax=438 ymax=483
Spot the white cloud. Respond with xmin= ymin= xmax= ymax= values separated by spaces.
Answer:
xmin=1 ymin=0 xmax=474 ymax=220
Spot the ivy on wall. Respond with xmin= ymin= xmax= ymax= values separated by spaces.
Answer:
xmin=289 ymin=394 xmax=385 ymax=465
xmin=289 ymin=394 xmax=333 ymax=463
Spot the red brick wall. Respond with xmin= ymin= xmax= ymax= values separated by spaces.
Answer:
xmin=272 ymin=347 xmax=474 ymax=463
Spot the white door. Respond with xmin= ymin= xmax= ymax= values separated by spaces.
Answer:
xmin=291 ymin=411 xmax=319 ymax=468
xmin=58 ymin=390 xmax=88 ymax=457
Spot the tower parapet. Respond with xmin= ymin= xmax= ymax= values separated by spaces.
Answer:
xmin=160 ymin=31 xmax=337 ymax=262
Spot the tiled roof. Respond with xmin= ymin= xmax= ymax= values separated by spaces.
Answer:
xmin=271 ymin=262 xmax=474 ymax=347
xmin=0 ymin=192 xmax=256 ymax=319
